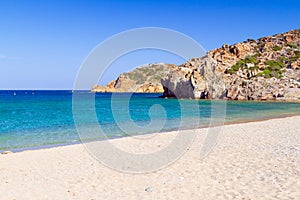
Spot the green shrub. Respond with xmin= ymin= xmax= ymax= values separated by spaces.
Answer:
xmin=257 ymin=72 xmax=264 ymax=77
xmin=225 ymin=68 xmax=235 ymax=74
xmin=244 ymin=55 xmax=259 ymax=64
xmin=256 ymin=60 xmax=286 ymax=79
xmin=257 ymin=67 xmax=284 ymax=79
xmin=277 ymin=53 xmax=300 ymax=63
xmin=232 ymin=63 xmax=241 ymax=71
xmin=272 ymin=46 xmax=282 ymax=51
xmin=263 ymin=69 xmax=271 ymax=78
xmin=276 ymin=56 xmax=288 ymax=63
xmin=257 ymin=70 xmax=271 ymax=78
xmin=265 ymin=60 xmax=285 ymax=69
xmin=153 ymin=75 xmax=161 ymax=81
xmin=256 ymin=42 xmax=264 ymax=49
xmin=286 ymin=43 xmax=298 ymax=49
xmin=289 ymin=56 xmax=299 ymax=62
xmin=127 ymin=72 xmax=146 ymax=82
xmin=249 ymin=65 xmax=259 ymax=70
xmin=225 ymin=55 xmax=259 ymax=74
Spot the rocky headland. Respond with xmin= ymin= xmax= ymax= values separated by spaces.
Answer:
xmin=93 ymin=29 xmax=300 ymax=101
xmin=92 ymin=63 xmax=176 ymax=93
xmin=162 ymin=29 xmax=300 ymax=100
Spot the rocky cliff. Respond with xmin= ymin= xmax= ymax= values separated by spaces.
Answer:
xmin=161 ymin=29 xmax=300 ymax=100
xmin=92 ymin=63 xmax=176 ymax=93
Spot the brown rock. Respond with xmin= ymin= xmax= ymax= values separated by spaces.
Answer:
xmin=91 ymin=63 xmax=176 ymax=93
xmin=284 ymin=34 xmax=297 ymax=43
xmin=135 ymin=84 xmax=164 ymax=93
xmin=291 ymin=61 xmax=300 ymax=70
xmin=229 ymin=43 xmax=253 ymax=58
xmin=264 ymin=42 xmax=274 ymax=49
xmin=227 ymin=85 xmax=239 ymax=100
xmin=91 ymin=84 xmax=106 ymax=92
xmin=1 ymin=151 xmax=13 ymax=155
xmin=237 ymin=95 xmax=247 ymax=100
xmin=260 ymin=93 xmax=275 ymax=101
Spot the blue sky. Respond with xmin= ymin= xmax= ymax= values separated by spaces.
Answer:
xmin=0 ymin=0 xmax=300 ymax=89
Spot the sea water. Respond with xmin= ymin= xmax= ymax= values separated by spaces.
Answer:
xmin=1 ymin=90 xmax=300 ymax=151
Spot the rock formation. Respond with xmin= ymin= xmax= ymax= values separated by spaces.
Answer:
xmin=92 ymin=29 xmax=300 ymax=101
xmin=92 ymin=63 xmax=176 ymax=93
xmin=161 ymin=56 xmax=225 ymax=99
xmin=161 ymin=29 xmax=300 ymax=101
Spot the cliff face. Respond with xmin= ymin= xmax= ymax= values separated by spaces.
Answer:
xmin=92 ymin=63 xmax=176 ymax=93
xmin=161 ymin=56 xmax=225 ymax=99
xmin=161 ymin=29 xmax=300 ymax=100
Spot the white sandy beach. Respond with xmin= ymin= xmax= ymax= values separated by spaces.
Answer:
xmin=1 ymin=116 xmax=300 ymax=199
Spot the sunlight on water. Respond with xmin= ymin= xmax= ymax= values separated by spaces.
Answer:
xmin=0 ymin=90 xmax=300 ymax=150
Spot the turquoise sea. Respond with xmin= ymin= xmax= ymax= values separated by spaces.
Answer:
xmin=1 ymin=90 xmax=300 ymax=151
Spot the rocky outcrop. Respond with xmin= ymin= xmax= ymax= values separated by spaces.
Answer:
xmin=135 ymin=84 xmax=164 ymax=93
xmin=161 ymin=56 xmax=225 ymax=99
xmin=92 ymin=63 xmax=176 ymax=93
xmin=161 ymin=29 xmax=300 ymax=100
xmin=92 ymin=29 xmax=300 ymax=101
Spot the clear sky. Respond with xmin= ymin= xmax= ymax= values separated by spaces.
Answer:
xmin=1 ymin=0 xmax=300 ymax=90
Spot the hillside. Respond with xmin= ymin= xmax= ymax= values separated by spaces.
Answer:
xmin=92 ymin=29 xmax=300 ymax=100
xmin=162 ymin=29 xmax=300 ymax=100
xmin=92 ymin=63 xmax=176 ymax=93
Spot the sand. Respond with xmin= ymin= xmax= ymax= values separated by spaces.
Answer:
xmin=1 ymin=116 xmax=300 ymax=199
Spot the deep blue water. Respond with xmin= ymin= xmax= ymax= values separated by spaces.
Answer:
xmin=1 ymin=90 xmax=300 ymax=151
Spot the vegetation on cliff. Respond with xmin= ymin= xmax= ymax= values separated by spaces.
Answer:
xmin=93 ymin=29 xmax=300 ymax=101
xmin=162 ymin=29 xmax=300 ymax=100
xmin=92 ymin=63 xmax=176 ymax=93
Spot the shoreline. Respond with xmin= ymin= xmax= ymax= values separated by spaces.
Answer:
xmin=2 ymin=113 xmax=300 ymax=154
xmin=94 ymin=91 xmax=300 ymax=102
xmin=5 ymin=89 xmax=300 ymax=102
xmin=1 ymin=115 xmax=299 ymax=199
